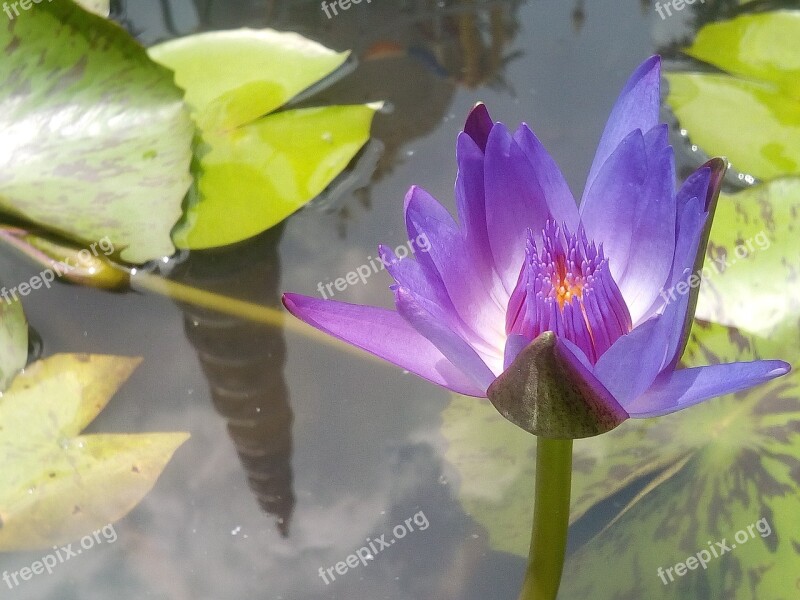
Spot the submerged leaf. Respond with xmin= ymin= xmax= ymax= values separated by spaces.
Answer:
xmin=560 ymin=367 xmax=800 ymax=600
xmin=0 ymin=294 xmax=27 ymax=392
xmin=0 ymin=1 xmax=194 ymax=263
xmin=666 ymin=11 xmax=800 ymax=180
xmin=149 ymin=29 xmax=378 ymax=250
xmin=0 ymin=354 xmax=189 ymax=551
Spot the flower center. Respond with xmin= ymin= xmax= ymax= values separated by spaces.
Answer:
xmin=505 ymin=221 xmax=632 ymax=364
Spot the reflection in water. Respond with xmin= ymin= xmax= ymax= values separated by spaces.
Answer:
xmin=278 ymin=0 xmax=527 ymax=234
xmin=172 ymin=227 xmax=296 ymax=537
xmin=571 ymin=0 xmax=584 ymax=32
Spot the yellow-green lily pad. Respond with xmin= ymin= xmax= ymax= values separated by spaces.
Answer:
xmin=0 ymin=354 xmax=190 ymax=551
xmin=666 ymin=11 xmax=800 ymax=180
xmin=149 ymin=30 xmax=379 ymax=250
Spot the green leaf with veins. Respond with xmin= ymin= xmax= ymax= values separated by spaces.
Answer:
xmin=559 ymin=367 xmax=800 ymax=600
xmin=0 ymin=1 xmax=193 ymax=263
xmin=666 ymin=11 xmax=800 ymax=180
xmin=149 ymin=30 xmax=379 ymax=250
xmin=0 ymin=354 xmax=189 ymax=551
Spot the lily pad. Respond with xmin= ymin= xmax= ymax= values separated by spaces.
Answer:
xmin=666 ymin=11 xmax=800 ymax=180
xmin=148 ymin=30 xmax=349 ymax=132
xmin=149 ymin=30 xmax=379 ymax=250
xmin=0 ymin=354 xmax=190 ymax=551
xmin=694 ymin=178 xmax=800 ymax=353
xmin=559 ymin=366 xmax=800 ymax=600
xmin=0 ymin=1 xmax=194 ymax=263
xmin=0 ymin=293 xmax=27 ymax=391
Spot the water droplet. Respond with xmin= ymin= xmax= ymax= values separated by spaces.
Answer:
xmin=322 ymin=132 xmax=333 ymax=143
xmin=438 ymin=475 xmax=448 ymax=485
xmin=406 ymin=150 xmax=415 ymax=157
xmin=231 ymin=526 xmax=241 ymax=536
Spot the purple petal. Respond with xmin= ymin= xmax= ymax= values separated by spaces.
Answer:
xmin=403 ymin=186 xmax=506 ymax=351
xmin=455 ymin=133 xmax=498 ymax=282
xmin=585 ymin=56 xmax=661 ymax=194
xmin=464 ymin=103 xmax=494 ymax=151
xmin=614 ymin=132 xmax=677 ymax=322
xmin=282 ymin=293 xmax=487 ymax=396
xmin=592 ymin=314 xmax=672 ymax=406
xmin=484 ymin=124 xmax=553 ymax=293
xmin=636 ymin=159 xmax=727 ymax=356
xmin=513 ymin=124 xmax=579 ymax=230
xmin=503 ymin=334 xmax=529 ymax=370
xmin=636 ymin=170 xmax=711 ymax=323
xmin=580 ymin=128 xmax=648 ymax=282
xmin=394 ymin=286 xmax=498 ymax=391
xmin=625 ymin=360 xmax=791 ymax=417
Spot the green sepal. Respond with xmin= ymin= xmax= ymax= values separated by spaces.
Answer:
xmin=487 ymin=332 xmax=628 ymax=439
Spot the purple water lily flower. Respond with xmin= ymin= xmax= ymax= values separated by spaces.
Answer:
xmin=283 ymin=56 xmax=790 ymax=438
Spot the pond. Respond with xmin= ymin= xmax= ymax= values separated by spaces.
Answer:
xmin=0 ymin=1 xmax=798 ymax=599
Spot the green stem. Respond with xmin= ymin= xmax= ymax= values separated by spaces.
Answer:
xmin=518 ymin=437 xmax=573 ymax=600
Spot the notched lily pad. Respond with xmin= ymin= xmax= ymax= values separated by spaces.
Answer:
xmin=0 ymin=1 xmax=194 ymax=263
xmin=0 ymin=354 xmax=190 ymax=551
xmin=149 ymin=29 xmax=379 ymax=250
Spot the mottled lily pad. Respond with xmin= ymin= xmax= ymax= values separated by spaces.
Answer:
xmin=666 ymin=11 xmax=800 ymax=180
xmin=694 ymin=178 xmax=800 ymax=354
xmin=0 ymin=1 xmax=194 ymax=263
xmin=0 ymin=354 xmax=190 ymax=551
xmin=559 ymin=365 xmax=800 ymax=600
xmin=149 ymin=30 xmax=379 ymax=249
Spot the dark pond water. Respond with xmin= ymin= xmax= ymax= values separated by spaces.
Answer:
xmin=1 ymin=1 xmax=796 ymax=599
